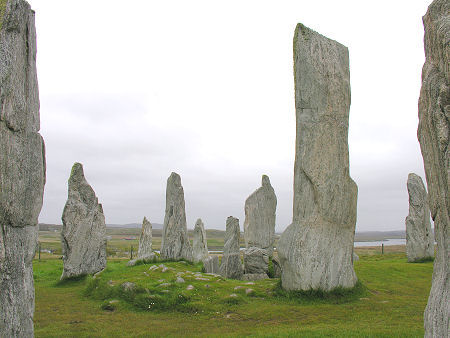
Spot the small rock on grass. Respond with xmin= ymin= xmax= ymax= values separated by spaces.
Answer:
xmin=159 ymin=283 xmax=171 ymax=287
xmin=245 ymin=288 xmax=254 ymax=295
xmin=234 ymin=286 xmax=245 ymax=291
xmin=186 ymin=285 xmax=195 ymax=290
xmin=195 ymin=277 xmax=209 ymax=281
xmin=176 ymin=277 xmax=185 ymax=283
xmin=229 ymin=294 xmax=238 ymax=298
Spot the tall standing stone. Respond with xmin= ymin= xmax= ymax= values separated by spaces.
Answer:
xmin=160 ymin=172 xmax=193 ymax=261
xmin=219 ymin=216 xmax=243 ymax=279
xmin=405 ymin=173 xmax=434 ymax=262
xmin=193 ymin=218 xmax=209 ymax=263
xmin=0 ymin=1 xmax=46 ymax=336
xmin=137 ymin=217 xmax=153 ymax=260
xmin=278 ymin=24 xmax=358 ymax=291
xmin=61 ymin=163 xmax=107 ymax=280
xmin=417 ymin=1 xmax=449 ymax=336
xmin=243 ymin=175 xmax=277 ymax=256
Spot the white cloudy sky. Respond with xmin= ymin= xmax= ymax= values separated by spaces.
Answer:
xmin=28 ymin=0 xmax=431 ymax=232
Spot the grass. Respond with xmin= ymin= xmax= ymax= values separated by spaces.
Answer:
xmin=0 ymin=0 xmax=7 ymax=30
xmin=33 ymin=250 xmax=433 ymax=337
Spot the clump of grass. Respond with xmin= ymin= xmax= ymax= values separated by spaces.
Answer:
xmin=55 ymin=274 xmax=87 ymax=286
xmin=409 ymin=257 xmax=434 ymax=263
xmin=267 ymin=258 xmax=275 ymax=278
xmin=273 ymin=280 xmax=367 ymax=304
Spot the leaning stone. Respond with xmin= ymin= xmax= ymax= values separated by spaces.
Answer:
xmin=61 ymin=163 xmax=107 ymax=280
xmin=242 ymin=274 xmax=268 ymax=281
xmin=244 ymin=247 xmax=269 ymax=274
xmin=193 ymin=218 xmax=209 ymax=263
xmin=278 ymin=24 xmax=358 ymax=292
xmin=0 ymin=1 xmax=46 ymax=336
xmin=405 ymin=173 xmax=434 ymax=262
xmin=203 ymin=256 xmax=220 ymax=274
xmin=219 ymin=216 xmax=243 ymax=279
xmin=244 ymin=175 xmax=277 ymax=256
xmin=160 ymin=172 xmax=193 ymax=261
xmin=272 ymin=256 xmax=282 ymax=278
xmin=137 ymin=217 xmax=153 ymax=260
xmin=418 ymin=1 xmax=449 ymax=336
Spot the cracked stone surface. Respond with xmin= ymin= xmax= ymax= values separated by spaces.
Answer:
xmin=61 ymin=163 xmax=107 ymax=280
xmin=417 ymin=1 xmax=449 ymax=336
xmin=0 ymin=1 xmax=46 ymax=336
xmin=243 ymin=175 xmax=277 ymax=257
xmin=219 ymin=216 xmax=243 ymax=279
xmin=278 ymin=23 xmax=358 ymax=291
xmin=193 ymin=218 xmax=209 ymax=263
xmin=160 ymin=172 xmax=193 ymax=261
xmin=405 ymin=173 xmax=434 ymax=262
xmin=137 ymin=217 xmax=153 ymax=260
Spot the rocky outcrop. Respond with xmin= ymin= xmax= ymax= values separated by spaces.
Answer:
xmin=203 ymin=256 xmax=219 ymax=274
xmin=193 ymin=218 xmax=209 ymax=263
xmin=278 ymin=24 xmax=358 ymax=291
xmin=61 ymin=163 xmax=107 ymax=280
xmin=417 ymin=1 xmax=449 ymax=336
xmin=160 ymin=172 xmax=193 ymax=261
xmin=137 ymin=217 xmax=153 ymax=260
xmin=243 ymin=247 xmax=269 ymax=275
xmin=0 ymin=1 xmax=46 ymax=336
xmin=243 ymin=175 xmax=277 ymax=257
xmin=405 ymin=173 xmax=434 ymax=262
xmin=219 ymin=216 xmax=243 ymax=279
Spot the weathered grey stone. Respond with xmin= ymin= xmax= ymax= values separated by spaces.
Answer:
xmin=61 ymin=163 xmax=107 ymax=280
xmin=272 ymin=256 xmax=282 ymax=278
xmin=219 ymin=216 xmax=243 ymax=279
xmin=242 ymin=273 xmax=268 ymax=281
xmin=193 ymin=218 xmax=209 ymax=263
xmin=160 ymin=172 xmax=193 ymax=261
xmin=137 ymin=216 xmax=153 ymax=260
xmin=244 ymin=247 xmax=269 ymax=274
xmin=203 ymin=256 xmax=220 ymax=274
xmin=417 ymin=1 xmax=449 ymax=336
xmin=0 ymin=1 xmax=46 ymax=336
xmin=243 ymin=175 xmax=277 ymax=257
xmin=176 ymin=277 xmax=185 ymax=283
xmin=278 ymin=24 xmax=358 ymax=291
xmin=120 ymin=282 xmax=136 ymax=292
xmin=405 ymin=173 xmax=434 ymax=262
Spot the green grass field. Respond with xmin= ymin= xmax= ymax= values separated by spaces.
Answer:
xmin=33 ymin=252 xmax=432 ymax=337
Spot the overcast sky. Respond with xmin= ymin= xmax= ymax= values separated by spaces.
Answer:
xmin=28 ymin=0 xmax=432 ymax=232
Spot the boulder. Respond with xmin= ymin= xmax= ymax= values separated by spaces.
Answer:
xmin=278 ymin=24 xmax=358 ymax=291
xmin=417 ymin=1 xmax=449 ymax=336
xmin=203 ymin=256 xmax=220 ymax=274
xmin=219 ymin=216 xmax=243 ymax=279
xmin=243 ymin=247 xmax=269 ymax=274
xmin=160 ymin=172 xmax=193 ymax=261
xmin=405 ymin=173 xmax=434 ymax=262
xmin=0 ymin=1 xmax=46 ymax=336
xmin=137 ymin=217 xmax=153 ymax=260
xmin=193 ymin=218 xmax=209 ymax=263
xmin=243 ymin=175 xmax=277 ymax=256
xmin=61 ymin=163 xmax=107 ymax=280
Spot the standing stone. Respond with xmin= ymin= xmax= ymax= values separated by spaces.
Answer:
xmin=405 ymin=173 xmax=434 ymax=262
xmin=219 ymin=216 xmax=243 ymax=279
xmin=137 ymin=217 xmax=153 ymax=260
xmin=203 ymin=256 xmax=219 ymax=274
xmin=193 ymin=218 xmax=209 ymax=263
xmin=0 ymin=1 xmax=46 ymax=336
xmin=417 ymin=1 xmax=449 ymax=336
xmin=243 ymin=247 xmax=269 ymax=275
xmin=61 ymin=163 xmax=107 ymax=280
xmin=243 ymin=175 xmax=277 ymax=256
xmin=278 ymin=24 xmax=358 ymax=291
xmin=160 ymin=172 xmax=193 ymax=261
